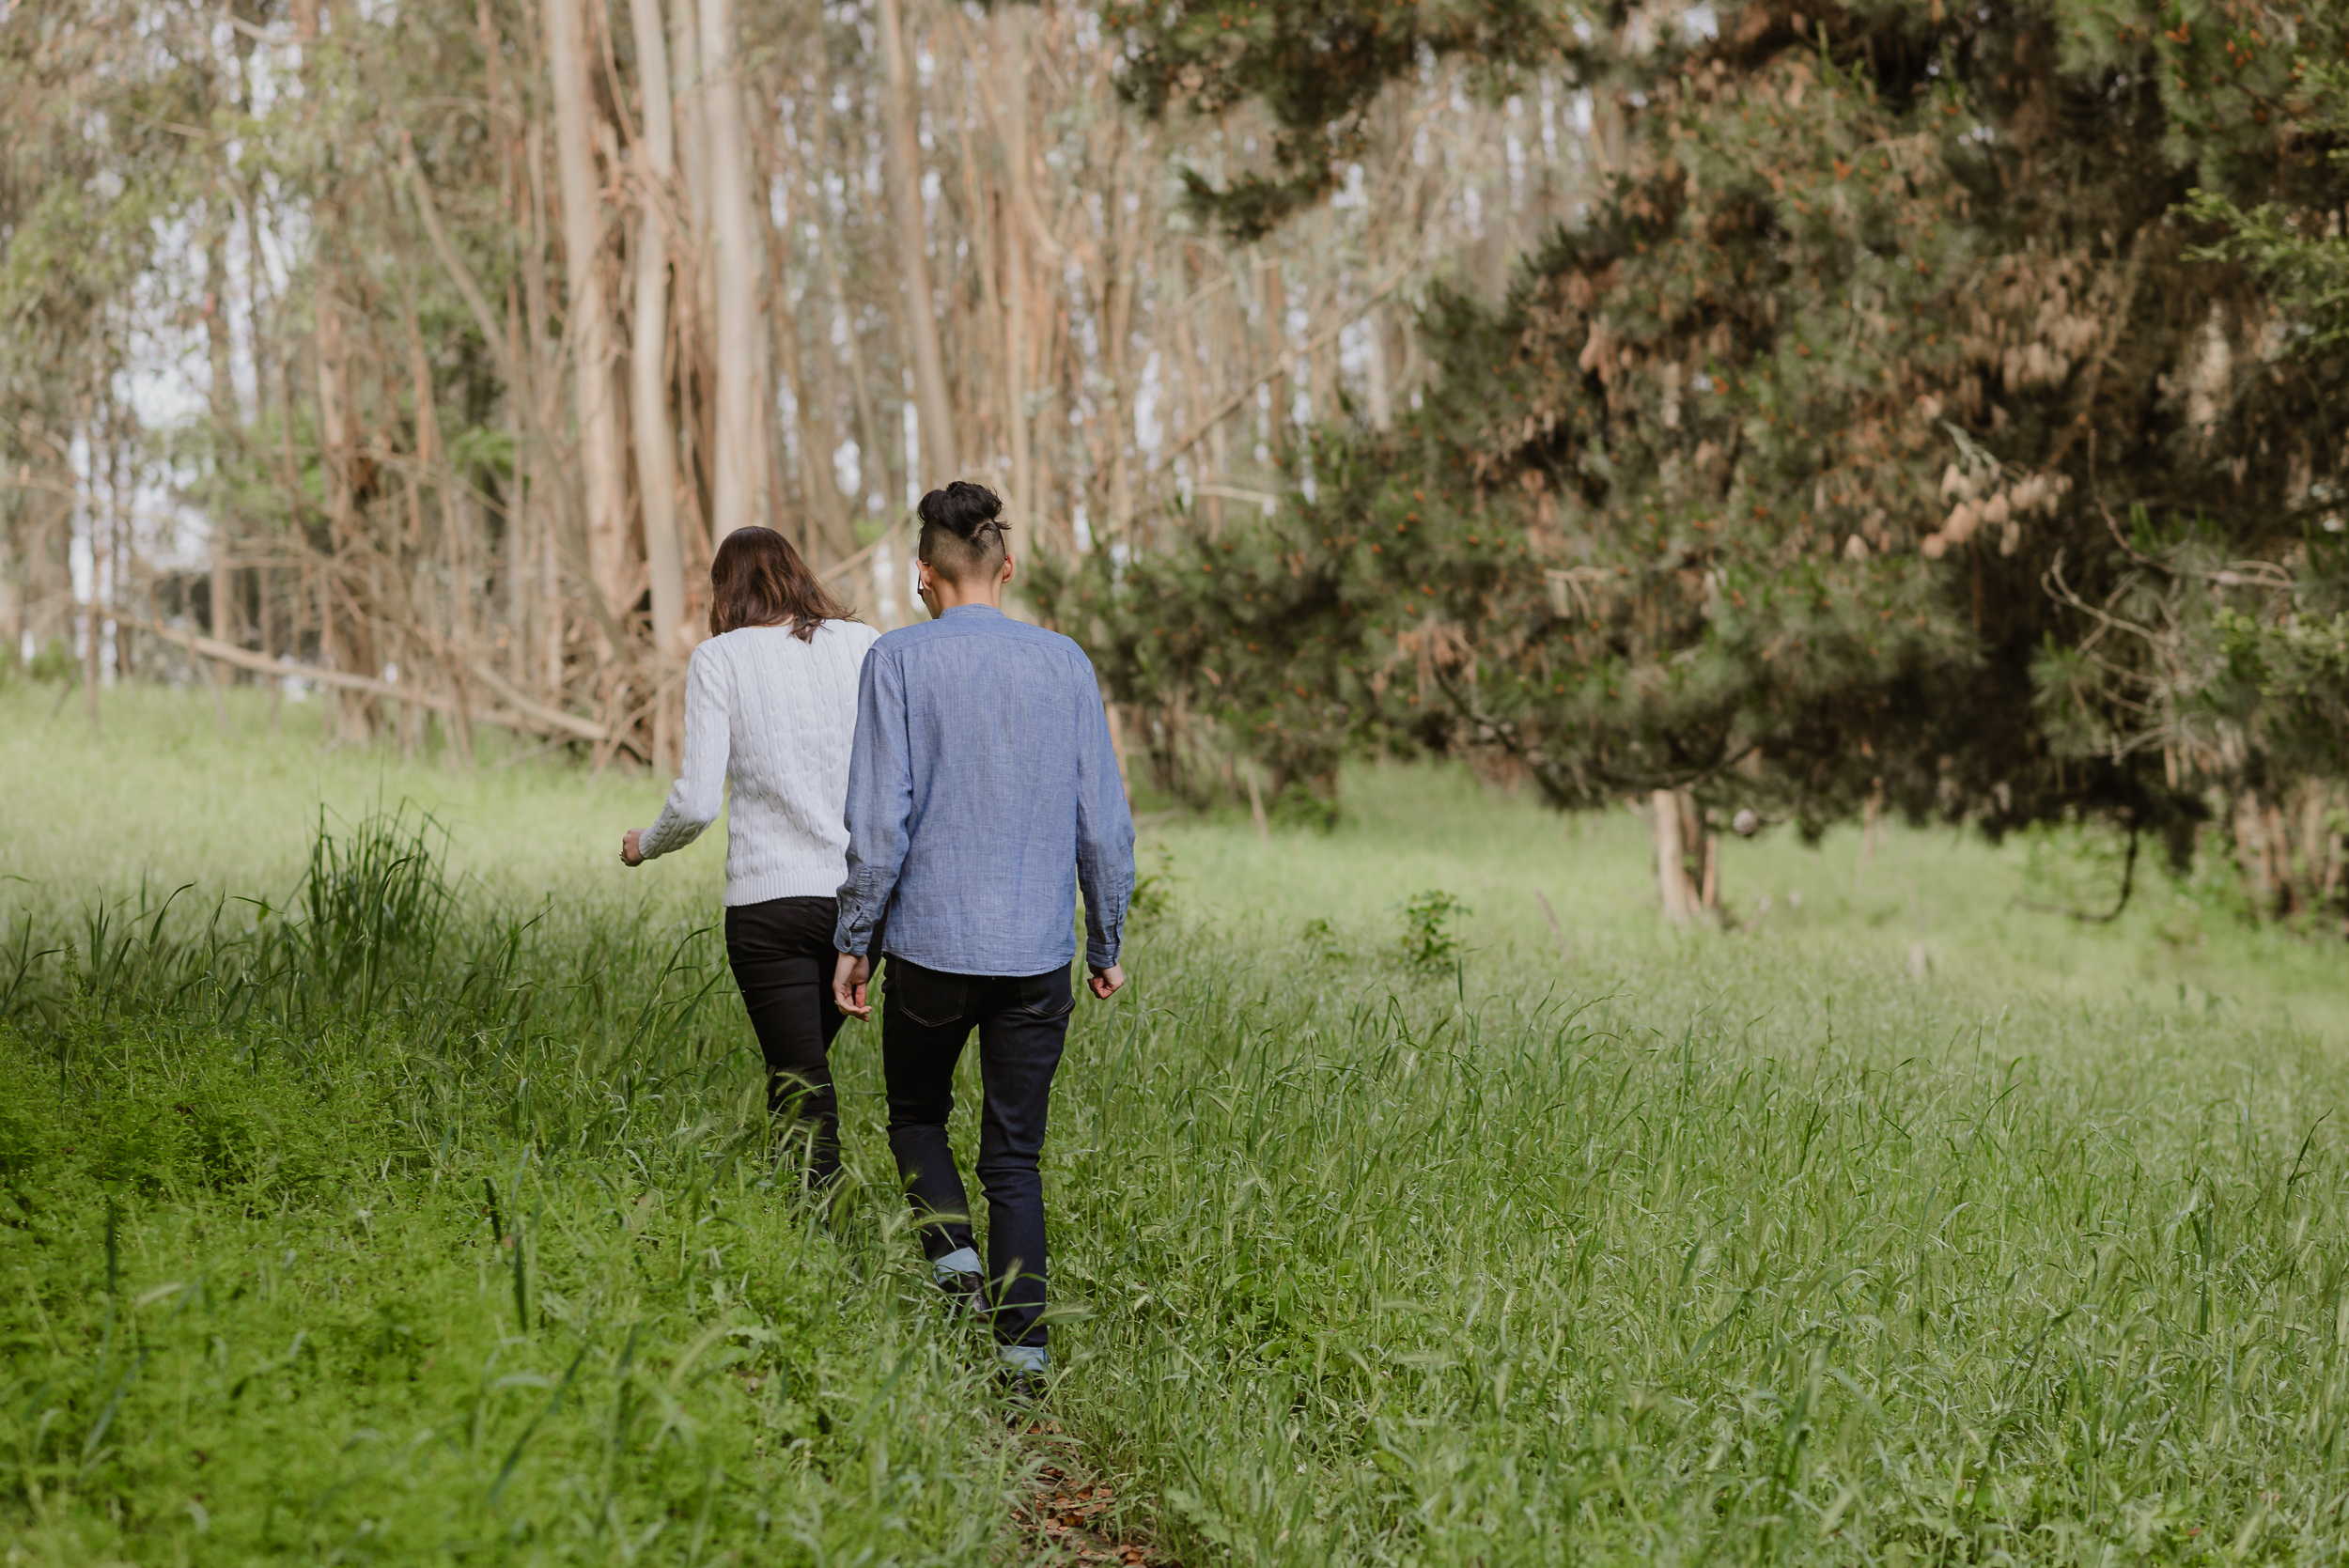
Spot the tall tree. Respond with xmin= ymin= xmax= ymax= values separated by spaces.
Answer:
xmin=1052 ymin=0 xmax=2349 ymax=918
xmin=877 ymin=0 xmax=958 ymax=485
xmin=699 ymin=0 xmax=766 ymax=536
xmin=628 ymin=0 xmax=687 ymax=649
xmin=545 ymin=0 xmax=631 ymax=624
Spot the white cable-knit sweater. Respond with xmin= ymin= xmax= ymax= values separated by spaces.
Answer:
xmin=634 ymin=619 xmax=880 ymax=906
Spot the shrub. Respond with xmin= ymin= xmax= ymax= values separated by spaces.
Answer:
xmin=1269 ymin=781 xmax=1340 ymax=834
xmin=1396 ymin=889 xmax=1469 ymax=975
xmin=25 ymin=639 xmax=78 ymax=686
xmin=1128 ymin=843 xmax=1176 ymax=930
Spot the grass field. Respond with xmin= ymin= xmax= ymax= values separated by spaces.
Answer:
xmin=5 ymin=683 xmax=2348 ymax=1565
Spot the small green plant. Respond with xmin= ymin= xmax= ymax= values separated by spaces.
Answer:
xmin=1270 ymin=781 xmax=1341 ymax=833
xmin=297 ymin=804 xmax=455 ymax=991
xmin=26 ymin=638 xmax=77 ymax=685
xmin=1396 ymin=888 xmax=1469 ymax=974
xmin=1300 ymin=916 xmax=1350 ymax=962
xmin=1128 ymin=842 xmax=1176 ymax=929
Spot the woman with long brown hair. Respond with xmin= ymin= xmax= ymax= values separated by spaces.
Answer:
xmin=621 ymin=526 xmax=876 ymax=1188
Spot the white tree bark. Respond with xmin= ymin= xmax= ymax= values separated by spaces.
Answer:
xmin=990 ymin=5 xmax=1032 ymax=530
xmin=544 ymin=0 xmax=631 ymax=622
xmin=628 ymin=0 xmax=685 ymax=653
xmin=667 ymin=0 xmax=713 ymax=364
xmin=314 ymin=285 xmax=377 ymax=741
xmin=876 ymin=0 xmax=957 ymax=487
xmin=697 ymin=0 xmax=764 ymax=537
xmin=204 ymin=223 xmax=241 ymax=651
xmin=1260 ymin=251 xmax=1291 ymax=458
xmin=1364 ymin=300 xmax=1395 ymax=432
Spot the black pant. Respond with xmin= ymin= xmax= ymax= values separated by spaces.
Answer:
xmin=881 ymin=956 xmax=1074 ymax=1350
xmin=724 ymin=897 xmax=847 ymax=1188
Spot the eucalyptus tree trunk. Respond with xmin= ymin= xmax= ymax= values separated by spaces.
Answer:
xmin=0 ymin=552 xmax=18 ymax=661
xmin=698 ymin=0 xmax=765 ymax=537
xmin=544 ymin=0 xmax=630 ymax=622
xmin=876 ymin=0 xmax=957 ymax=487
xmin=299 ymin=0 xmax=372 ymax=739
xmin=203 ymin=220 xmax=241 ymax=652
xmin=989 ymin=5 xmax=1033 ymax=532
xmin=1364 ymin=301 xmax=1395 ymax=431
xmin=763 ymin=203 xmax=850 ymax=564
xmin=21 ymin=428 xmax=74 ymax=658
xmin=313 ymin=283 xmax=377 ymax=741
xmin=1261 ymin=253 xmax=1290 ymax=461
xmin=776 ymin=78 xmax=856 ymax=565
xmin=627 ymin=0 xmax=686 ymax=653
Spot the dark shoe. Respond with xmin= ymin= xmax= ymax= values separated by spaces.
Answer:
xmin=928 ymin=1246 xmax=985 ymax=1317
xmin=939 ymin=1268 xmax=986 ymax=1318
xmin=998 ymin=1367 xmax=1045 ymax=1424
xmin=997 ymin=1344 xmax=1050 ymax=1426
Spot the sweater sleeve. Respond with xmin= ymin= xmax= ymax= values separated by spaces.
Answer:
xmin=637 ymin=642 xmax=731 ymax=860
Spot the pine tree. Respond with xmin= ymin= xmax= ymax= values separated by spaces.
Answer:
xmin=1043 ymin=0 xmax=2349 ymax=911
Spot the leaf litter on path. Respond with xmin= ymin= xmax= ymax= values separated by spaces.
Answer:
xmin=1006 ymin=1421 xmax=1172 ymax=1567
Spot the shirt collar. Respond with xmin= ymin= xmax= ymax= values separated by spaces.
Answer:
xmin=938 ymin=603 xmax=1006 ymax=620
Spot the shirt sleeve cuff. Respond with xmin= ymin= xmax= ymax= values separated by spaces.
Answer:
xmin=832 ymin=908 xmax=873 ymax=956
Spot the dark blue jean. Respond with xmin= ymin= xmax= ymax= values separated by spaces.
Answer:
xmin=880 ymin=955 xmax=1074 ymax=1351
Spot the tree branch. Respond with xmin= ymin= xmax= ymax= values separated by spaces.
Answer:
xmin=131 ymin=616 xmax=609 ymax=742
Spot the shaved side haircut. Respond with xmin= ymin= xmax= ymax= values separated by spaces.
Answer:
xmin=917 ymin=481 xmax=1010 ymax=584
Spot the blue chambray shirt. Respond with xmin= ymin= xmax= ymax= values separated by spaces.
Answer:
xmin=833 ymin=604 xmax=1135 ymax=976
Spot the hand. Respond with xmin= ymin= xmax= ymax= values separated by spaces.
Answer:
xmin=1087 ymin=963 xmax=1125 ymax=1001
xmin=832 ymin=953 xmax=873 ymax=1019
xmin=620 ymin=830 xmax=644 ymax=867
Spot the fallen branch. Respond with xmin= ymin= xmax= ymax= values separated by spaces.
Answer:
xmin=131 ymin=617 xmax=610 ymax=743
xmin=461 ymin=660 xmax=611 ymax=742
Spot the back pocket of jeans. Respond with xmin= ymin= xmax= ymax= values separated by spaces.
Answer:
xmin=890 ymin=965 xmax=968 ymax=1029
xmin=1005 ymin=972 xmax=1076 ymax=1021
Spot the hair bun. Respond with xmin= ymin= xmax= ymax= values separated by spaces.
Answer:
xmin=919 ymin=480 xmax=1004 ymax=539
xmin=915 ymin=481 xmax=1011 ymax=586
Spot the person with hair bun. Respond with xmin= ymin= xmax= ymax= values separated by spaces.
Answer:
xmin=832 ymin=480 xmax=1134 ymax=1399
xmin=621 ymin=525 xmax=878 ymax=1190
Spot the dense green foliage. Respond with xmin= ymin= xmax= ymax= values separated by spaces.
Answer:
xmin=0 ymin=814 xmax=1031 ymax=1563
xmin=1057 ymin=0 xmax=2349 ymax=890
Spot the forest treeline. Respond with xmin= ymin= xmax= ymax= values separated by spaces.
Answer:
xmin=0 ymin=0 xmax=1572 ymax=756
xmin=1041 ymin=0 xmax=2349 ymax=928
xmin=5 ymin=0 xmax=2347 ymax=928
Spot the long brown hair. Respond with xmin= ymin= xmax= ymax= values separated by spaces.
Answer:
xmin=708 ymin=526 xmax=855 ymax=642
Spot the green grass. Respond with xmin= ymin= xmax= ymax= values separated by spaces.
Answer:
xmin=0 ymin=682 xmax=718 ymax=911
xmin=1141 ymin=760 xmax=2349 ymax=1040
xmin=4 ymin=685 xmax=2348 ymax=1564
